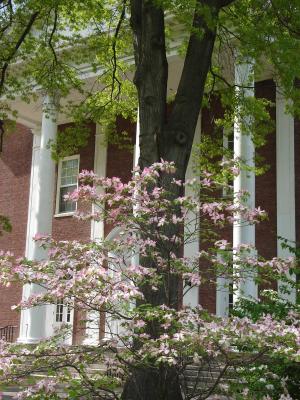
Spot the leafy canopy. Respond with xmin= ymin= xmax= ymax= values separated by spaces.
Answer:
xmin=1 ymin=0 xmax=300 ymax=149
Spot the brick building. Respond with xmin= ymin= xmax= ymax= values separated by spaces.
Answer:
xmin=0 ymin=56 xmax=297 ymax=344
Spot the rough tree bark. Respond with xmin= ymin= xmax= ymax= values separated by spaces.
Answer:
xmin=122 ymin=1 xmax=233 ymax=399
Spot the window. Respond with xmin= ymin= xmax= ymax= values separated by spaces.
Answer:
xmin=66 ymin=304 xmax=71 ymax=323
xmin=55 ymin=299 xmax=64 ymax=322
xmin=56 ymin=155 xmax=79 ymax=215
xmin=228 ymin=282 xmax=234 ymax=311
xmin=223 ymin=129 xmax=234 ymax=153
xmin=55 ymin=299 xmax=71 ymax=323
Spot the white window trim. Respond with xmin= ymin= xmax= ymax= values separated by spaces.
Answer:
xmin=55 ymin=154 xmax=80 ymax=217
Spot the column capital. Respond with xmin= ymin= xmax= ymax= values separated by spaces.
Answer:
xmin=275 ymin=82 xmax=284 ymax=95
xmin=95 ymin=123 xmax=105 ymax=137
xmin=42 ymin=93 xmax=60 ymax=116
xmin=275 ymin=84 xmax=294 ymax=112
xmin=234 ymin=54 xmax=255 ymax=93
xmin=233 ymin=50 xmax=254 ymax=66
xmin=30 ymin=125 xmax=42 ymax=136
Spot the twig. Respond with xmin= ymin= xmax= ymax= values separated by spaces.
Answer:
xmin=0 ymin=11 xmax=40 ymax=95
xmin=48 ymin=7 xmax=59 ymax=64
xmin=110 ymin=0 xmax=127 ymax=101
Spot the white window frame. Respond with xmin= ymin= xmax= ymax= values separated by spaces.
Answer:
xmin=55 ymin=154 xmax=80 ymax=217
xmin=55 ymin=298 xmax=72 ymax=323
xmin=52 ymin=299 xmax=74 ymax=345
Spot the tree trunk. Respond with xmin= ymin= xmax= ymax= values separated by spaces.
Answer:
xmin=161 ymin=0 xmax=220 ymax=179
xmin=122 ymin=366 xmax=182 ymax=400
xmin=122 ymin=1 xmax=221 ymax=399
xmin=130 ymin=0 xmax=168 ymax=169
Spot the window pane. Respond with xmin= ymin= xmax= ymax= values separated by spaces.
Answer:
xmin=58 ymin=158 xmax=79 ymax=214
xmin=66 ymin=305 xmax=71 ymax=323
xmin=56 ymin=299 xmax=64 ymax=323
xmin=59 ymin=185 xmax=77 ymax=213
xmin=228 ymin=282 xmax=233 ymax=311
xmin=61 ymin=159 xmax=79 ymax=187
xmin=61 ymin=176 xmax=77 ymax=186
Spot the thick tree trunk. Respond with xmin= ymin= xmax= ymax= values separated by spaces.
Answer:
xmin=122 ymin=366 xmax=182 ymax=400
xmin=130 ymin=0 xmax=168 ymax=169
xmin=122 ymin=1 xmax=222 ymax=399
xmin=161 ymin=1 xmax=220 ymax=179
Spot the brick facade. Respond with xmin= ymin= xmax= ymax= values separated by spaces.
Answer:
xmin=52 ymin=122 xmax=96 ymax=242
xmin=198 ymin=80 xmax=279 ymax=312
xmin=0 ymin=118 xmax=135 ymax=343
xmin=0 ymin=82 xmax=297 ymax=340
xmin=104 ymin=116 xmax=135 ymax=238
xmin=0 ymin=124 xmax=33 ymax=335
xmin=200 ymin=95 xmax=225 ymax=313
xmin=255 ymin=80 xmax=278 ymax=292
xmin=295 ymin=111 xmax=300 ymax=296
xmin=52 ymin=119 xmax=135 ymax=343
xmin=51 ymin=122 xmax=96 ymax=344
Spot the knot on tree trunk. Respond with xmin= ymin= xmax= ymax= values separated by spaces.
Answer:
xmin=151 ymin=34 xmax=165 ymax=48
xmin=175 ymin=130 xmax=188 ymax=145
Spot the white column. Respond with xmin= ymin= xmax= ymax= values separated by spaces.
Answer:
xmin=183 ymin=115 xmax=201 ymax=308
xmin=90 ymin=124 xmax=107 ymax=242
xmin=18 ymin=95 xmax=59 ymax=343
xmin=103 ymin=227 xmax=124 ymax=344
xmin=132 ymin=108 xmax=140 ymax=286
xmin=233 ymin=61 xmax=258 ymax=302
xmin=276 ymin=88 xmax=296 ymax=303
xmin=216 ymin=277 xmax=231 ymax=316
xmin=134 ymin=109 xmax=140 ymax=167
xmin=18 ymin=130 xmax=41 ymax=343
xmin=83 ymin=124 xmax=108 ymax=345
xmin=216 ymin=130 xmax=232 ymax=316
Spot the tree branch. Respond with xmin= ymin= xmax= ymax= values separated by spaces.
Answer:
xmin=111 ymin=0 xmax=127 ymax=101
xmin=48 ymin=7 xmax=58 ymax=64
xmin=0 ymin=0 xmax=13 ymax=38
xmin=130 ymin=0 xmax=142 ymax=68
xmin=270 ymin=0 xmax=300 ymax=38
xmin=0 ymin=11 xmax=39 ymax=95
xmin=218 ymin=0 xmax=236 ymax=8
xmin=163 ymin=0 xmax=220 ymax=175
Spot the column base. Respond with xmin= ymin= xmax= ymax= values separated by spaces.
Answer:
xmin=183 ymin=286 xmax=199 ymax=308
xmin=17 ymin=336 xmax=43 ymax=344
xmin=82 ymin=336 xmax=99 ymax=346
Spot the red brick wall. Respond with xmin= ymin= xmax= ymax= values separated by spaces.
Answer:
xmin=0 ymin=88 xmax=287 ymax=340
xmin=52 ymin=119 xmax=135 ymax=344
xmin=52 ymin=122 xmax=96 ymax=242
xmin=199 ymin=81 xmax=278 ymax=311
xmin=51 ymin=123 xmax=96 ymax=344
xmin=0 ymin=124 xmax=33 ymax=334
xmin=295 ymin=111 xmax=300 ymax=297
xmin=0 ymin=119 xmax=135 ymax=343
xmin=200 ymin=96 xmax=226 ymax=313
xmin=295 ymin=114 xmax=300 ymax=248
xmin=104 ymin=116 xmax=135 ymax=238
xmin=255 ymin=80 xmax=278 ymax=292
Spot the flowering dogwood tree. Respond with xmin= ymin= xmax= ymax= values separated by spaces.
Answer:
xmin=0 ymin=160 xmax=299 ymax=400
